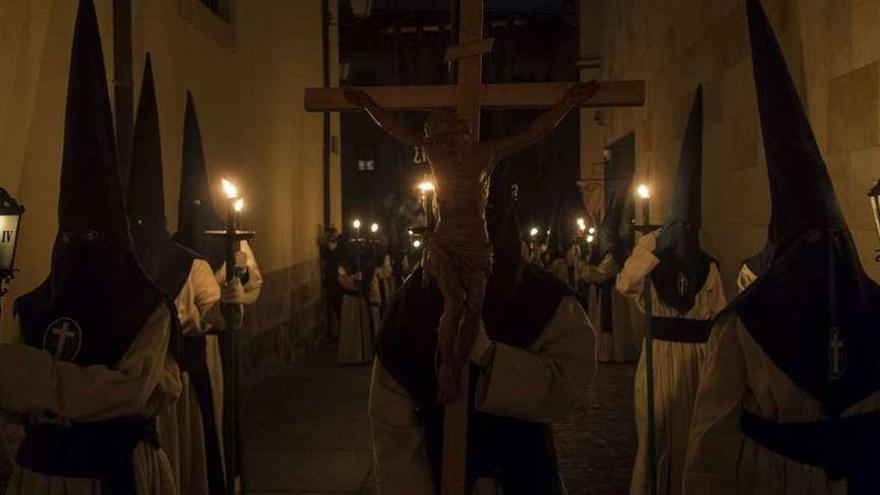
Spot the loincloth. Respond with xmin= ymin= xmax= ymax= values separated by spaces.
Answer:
xmin=422 ymin=231 xmax=492 ymax=279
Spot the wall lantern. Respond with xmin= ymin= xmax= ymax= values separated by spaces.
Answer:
xmin=0 ymin=189 xmax=24 ymax=294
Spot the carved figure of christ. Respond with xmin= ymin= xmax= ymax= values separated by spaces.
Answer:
xmin=344 ymin=83 xmax=600 ymax=404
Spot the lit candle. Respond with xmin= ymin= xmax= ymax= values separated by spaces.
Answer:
xmin=353 ymin=218 xmax=361 ymax=240
xmin=220 ymin=179 xmax=245 ymax=279
xmin=637 ymin=184 xmax=651 ymax=228
xmin=417 ymin=180 xmax=435 ymax=228
xmin=221 ymin=178 xmax=240 ymax=234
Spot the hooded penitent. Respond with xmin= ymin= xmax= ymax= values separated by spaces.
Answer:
xmin=734 ymin=0 xmax=880 ymax=418
xmin=652 ymin=86 xmax=715 ymax=314
xmin=12 ymin=1 xmax=174 ymax=492
xmin=174 ymin=92 xmax=226 ymax=270
xmin=375 ymin=165 xmax=576 ymax=494
xmin=128 ymin=55 xmax=198 ymax=298
xmin=14 ymin=0 xmax=168 ymax=369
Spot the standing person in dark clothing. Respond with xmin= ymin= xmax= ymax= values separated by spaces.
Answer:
xmin=321 ymin=228 xmax=342 ymax=341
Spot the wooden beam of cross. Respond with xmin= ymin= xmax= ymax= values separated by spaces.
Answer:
xmin=304 ymin=2 xmax=645 ymax=494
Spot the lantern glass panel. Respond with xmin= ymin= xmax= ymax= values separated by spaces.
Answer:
xmin=0 ymin=213 xmax=20 ymax=272
xmin=870 ymin=181 xmax=880 ymax=242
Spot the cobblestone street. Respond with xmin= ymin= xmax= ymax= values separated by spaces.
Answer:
xmin=555 ymin=363 xmax=637 ymax=494
xmin=242 ymin=344 xmax=637 ymax=494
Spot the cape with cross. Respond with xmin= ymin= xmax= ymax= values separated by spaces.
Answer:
xmin=304 ymin=1 xmax=645 ymax=492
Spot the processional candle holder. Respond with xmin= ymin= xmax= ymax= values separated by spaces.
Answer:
xmin=207 ymin=179 xmax=255 ymax=495
xmin=637 ymin=184 xmax=659 ymax=495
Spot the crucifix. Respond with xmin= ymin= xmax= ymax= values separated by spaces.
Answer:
xmin=304 ymin=2 xmax=644 ymax=493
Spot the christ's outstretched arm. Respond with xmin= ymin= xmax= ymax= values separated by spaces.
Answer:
xmin=344 ymin=88 xmax=426 ymax=147
xmin=488 ymin=81 xmax=601 ymax=160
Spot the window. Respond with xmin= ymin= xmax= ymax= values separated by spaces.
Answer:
xmin=198 ymin=0 xmax=231 ymax=22
xmin=356 ymin=143 xmax=377 ymax=172
xmin=179 ymin=0 xmax=235 ymax=47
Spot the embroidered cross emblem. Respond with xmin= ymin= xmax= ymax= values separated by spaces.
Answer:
xmin=43 ymin=318 xmax=82 ymax=362
xmin=829 ymin=327 xmax=846 ymax=380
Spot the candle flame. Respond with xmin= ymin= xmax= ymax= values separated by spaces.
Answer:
xmin=529 ymin=227 xmax=539 ymax=237
xmin=353 ymin=219 xmax=361 ymax=229
xmin=222 ymin=179 xmax=239 ymax=199
xmin=588 ymin=227 xmax=596 ymax=235
xmin=413 ymin=239 xmax=422 ymax=248
xmin=576 ymin=217 xmax=585 ymax=228
xmin=587 ymin=234 xmax=595 ymax=243
xmin=637 ymin=184 xmax=651 ymax=199
xmin=234 ymin=198 xmax=244 ymax=212
xmin=417 ymin=181 xmax=435 ymax=193
xmin=370 ymin=222 xmax=379 ymax=233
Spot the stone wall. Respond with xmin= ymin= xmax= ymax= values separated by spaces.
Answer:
xmin=242 ymin=258 xmax=325 ymax=391
xmin=582 ymin=0 xmax=880 ymax=293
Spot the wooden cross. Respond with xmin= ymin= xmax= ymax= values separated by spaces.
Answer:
xmin=304 ymin=1 xmax=644 ymax=493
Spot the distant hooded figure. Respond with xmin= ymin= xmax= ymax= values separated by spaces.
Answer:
xmin=338 ymin=241 xmax=373 ymax=365
xmin=586 ymin=185 xmax=641 ymax=363
xmin=127 ymin=57 xmax=235 ymax=495
xmin=684 ymin=1 xmax=880 ymax=494
xmin=616 ymin=86 xmax=728 ymax=495
xmin=549 ymin=242 xmax=587 ymax=293
xmin=369 ymin=165 xmax=597 ymax=495
xmin=173 ymin=92 xmax=263 ymax=491
xmin=0 ymin=2 xmax=179 ymax=493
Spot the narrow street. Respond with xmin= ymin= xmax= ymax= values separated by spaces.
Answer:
xmin=242 ymin=345 xmax=637 ymax=494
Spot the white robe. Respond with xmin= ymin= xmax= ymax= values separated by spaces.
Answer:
xmin=368 ymin=296 xmax=597 ymax=495
xmin=585 ymin=253 xmax=641 ymax=363
xmin=157 ymin=259 xmax=221 ymax=495
xmin=0 ymin=305 xmax=181 ymax=495
xmin=683 ymin=312 xmax=880 ymax=495
xmin=616 ymin=240 xmax=727 ymax=495
xmin=338 ymin=269 xmax=373 ymax=365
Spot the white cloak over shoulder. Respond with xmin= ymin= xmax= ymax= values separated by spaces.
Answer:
xmin=683 ymin=311 xmax=880 ymax=495
xmin=158 ymin=258 xmax=221 ymax=495
xmin=368 ymin=296 xmax=597 ymax=495
xmin=0 ymin=305 xmax=181 ymax=495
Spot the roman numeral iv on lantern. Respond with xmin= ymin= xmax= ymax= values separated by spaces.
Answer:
xmin=869 ymin=180 xmax=880 ymax=262
xmin=0 ymin=188 xmax=24 ymax=297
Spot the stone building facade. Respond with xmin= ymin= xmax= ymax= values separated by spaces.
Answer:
xmin=580 ymin=0 xmax=880 ymax=292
